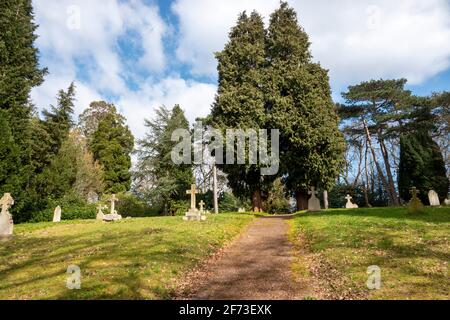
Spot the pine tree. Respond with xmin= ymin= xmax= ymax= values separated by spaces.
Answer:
xmin=265 ymin=2 xmax=345 ymax=210
xmin=210 ymin=11 xmax=268 ymax=211
xmin=136 ymin=105 xmax=194 ymax=214
xmin=89 ymin=105 xmax=134 ymax=194
xmin=0 ymin=0 xmax=47 ymax=216
xmin=42 ymin=83 xmax=76 ymax=157
xmin=398 ymin=130 xmax=449 ymax=204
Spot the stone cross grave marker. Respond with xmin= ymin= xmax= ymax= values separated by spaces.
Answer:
xmin=110 ymin=194 xmax=118 ymax=214
xmin=345 ymin=194 xmax=359 ymax=209
xmin=103 ymin=194 xmax=122 ymax=222
xmin=199 ymin=200 xmax=205 ymax=213
xmin=428 ymin=190 xmax=440 ymax=206
xmin=0 ymin=193 xmax=14 ymax=236
xmin=186 ymin=184 xmax=199 ymax=212
xmin=184 ymin=184 xmax=206 ymax=221
xmin=308 ymin=187 xmax=321 ymax=212
xmin=53 ymin=206 xmax=62 ymax=222
xmin=408 ymin=187 xmax=424 ymax=214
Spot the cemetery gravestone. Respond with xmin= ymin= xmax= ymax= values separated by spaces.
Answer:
xmin=0 ymin=193 xmax=14 ymax=237
xmin=408 ymin=187 xmax=424 ymax=214
xmin=199 ymin=200 xmax=205 ymax=213
xmin=183 ymin=184 xmax=206 ymax=221
xmin=103 ymin=194 xmax=122 ymax=222
xmin=53 ymin=206 xmax=62 ymax=222
xmin=96 ymin=204 xmax=106 ymax=220
xmin=323 ymin=190 xmax=329 ymax=209
xmin=345 ymin=194 xmax=359 ymax=209
xmin=445 ymin=197 xmax=450 ymax=206
xmin=307 ymin=187 xmax=321 ymax=212
xmin=428 ymin=190 xmax=440 ymax=206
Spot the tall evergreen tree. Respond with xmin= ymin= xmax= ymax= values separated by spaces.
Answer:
xmin=398 ymin=130 xmax=449 ymax=204
xmin=210 ymin=11 xmax=268 ymax=211
xmin=42 ymin=83 xmax=76 ymax=156
xmin=89 ymin=104 xmax=134 ymax=194
xmin=135 ymin=105 xmax=194 ymax=215
xmin=0 ymin=0 xmax=47 ymax=216
xmin=265 ymin=2 xmax=345 ymax=210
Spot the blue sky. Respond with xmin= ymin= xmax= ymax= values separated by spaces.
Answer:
xmin=31 ymin=0 xmax=450 ymax=139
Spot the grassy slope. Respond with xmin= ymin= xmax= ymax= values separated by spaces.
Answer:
xmin=290 ymin=207 xmax=450 ymax=300
xmin=0 ymin=213 xmax=254 ymax=300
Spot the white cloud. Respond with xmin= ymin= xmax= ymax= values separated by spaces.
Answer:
xmin=32 ymin=0 xmax=167 ymax=96
xmin=172 ymin=0 xmax=450 ymax=89
xmin=31 ymin=0 xmax=173 ymax=140
xmin=116 ymin=76 xmax=217 ymax=139
xmin=172 ymin=0 xmax=280 ymax=77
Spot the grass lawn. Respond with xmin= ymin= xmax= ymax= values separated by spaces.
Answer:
xmin=0 ymin=213 xmax=254 ymax=299
xmin=290 ymin=206 xmax=450 ymax=300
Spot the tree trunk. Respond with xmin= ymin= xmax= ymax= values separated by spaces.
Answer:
xmin=295 ymin=190 xmax=308 ymax=211
xmin=362 ymin=118 xmax=394 ymax=206
xmin=252 ymin=189 xmax=263 ymax=212
xmin=379 ymin=136 xmax=400 ymax=206
xmin=363 ymin=142 xmax=372 ymax=207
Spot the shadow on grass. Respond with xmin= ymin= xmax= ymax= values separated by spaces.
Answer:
xmin=0 ymin=216 xmax=251 ymax=299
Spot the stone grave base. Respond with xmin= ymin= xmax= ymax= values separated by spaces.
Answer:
xmin=103 ymin=213 xmax=123 ymax=222
xmin=183 ymin=210 xmax=206 ymax=221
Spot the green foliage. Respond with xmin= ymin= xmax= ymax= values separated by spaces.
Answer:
xmin=88 ymin=104 xmax=134 ymax=194
xmin=210 ymin=3 xmax=344 ymax=210
xmin=265 ymin=3 xmax=345 ymax=195
xmin=115 ymin=192 xmax=155 ymax=217
xmin=398 ymin=130 xmax=449 ymax=204
xmin=219 ymin=192 xmax=249 ymax=212
xmin=78 ymin=101 xmax=125 ymax=142
xmin=41 ymin=83 xmax=76 ymax=157
xmin=328 ymin=182 xmax=388 ymax=208
xmin=264 ymin=178 xmax=290 ymax=214
xmin=0 ymin=0 xmax=47 ymax=219
xmin=135 ymin=105 xmax=194 ymax=215
xmin=30 ymin=192 xmax=96 ymax=222
xmin=210 ymin=11 xmax=268 ymax=210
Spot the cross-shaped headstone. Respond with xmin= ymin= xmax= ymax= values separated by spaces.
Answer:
xmin=308 ymin=187 xmax=317 ymax=196
xmin=186 ymin=184 xmax=199 ymax=210
xmin=199 ymin=200 xmax=205 ymax=212
xmin=410 ymin=187 xmax=419 ymax=199
xmin=110 ymin=194 xmax=119 ymax=214
xmin=345 ymin=194 xmax=353 ymax=202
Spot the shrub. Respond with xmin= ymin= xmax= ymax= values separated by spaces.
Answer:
xmin=115 ymin=192 xmax=155 ymax=217
xmin=30 ymin=193 xmax=96 ymax=222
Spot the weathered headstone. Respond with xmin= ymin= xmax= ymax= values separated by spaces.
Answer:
xmin=445 ymin=197 xmax=450 ymax=206
xmin=428 ymin=190 xmax=440 ymax=206
xmin=408 ymin=187 xmax=424 ymax=214
xmin=345 ymin=194 xmax=359 ymax=209
xmin=96 ymin=204 xmax=106 ymax=220
xmin=199 ymin=200 xmax=205 ymax=213
xmin=307 ymin=187 xmax=321 ymax=212
xmin=53 ymin=206 xmax=62 ymax=222
xmin=183 ymin=184 xmax=206 ymax=221
xmin=0 ymin=193 xmax=14 ymax=237
xmin=238 ymin=207 xmax=246 ymax=213
xmin=103 ymin=194 xmax=122 ymax=222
